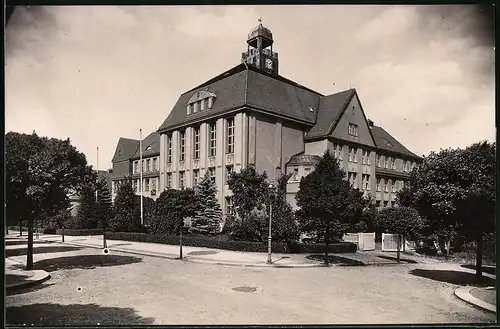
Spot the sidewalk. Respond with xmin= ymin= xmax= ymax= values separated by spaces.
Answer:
xmin=9 ymin=233 xmax=325 ymax=268
xmin=5 ymin=257 xmax=51 ymax=292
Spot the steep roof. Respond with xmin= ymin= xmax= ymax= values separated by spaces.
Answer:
xmin=131 ymin=132 xmax=160 ymax=159
xmin=305 ymin=89 xmax=355 ymax=139
xmin=371 ymin=125 xmax=420 ymax=160
xmin=158 ymin=64 xmax=322 ymax=132
xmin=287 ymin=153 xmax=322 ymax=166
xmin=112 ymin=137 xmax=139 ymax=163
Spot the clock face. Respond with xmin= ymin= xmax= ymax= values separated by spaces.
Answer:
xmin=265 ymin=58 xmax=273 ymax=69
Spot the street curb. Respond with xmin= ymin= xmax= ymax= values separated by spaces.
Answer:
xmin=454 ymin=286 xmax=496 ymax=314
xmin=62 ymin=241 xmax=326 ymax=268
xmin=6 ymin=270 xmax=51 ymax=293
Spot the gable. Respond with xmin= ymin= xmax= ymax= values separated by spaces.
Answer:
xmin=112 ymin=138 xmax=139 ymax=163
xmin=330 ymin=92 xmax=376 ymax=147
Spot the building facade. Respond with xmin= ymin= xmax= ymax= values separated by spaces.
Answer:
xmin=111 ymin=22 xmax=421 ymax=214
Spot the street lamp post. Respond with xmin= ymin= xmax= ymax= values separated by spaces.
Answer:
xmin=267 ymin=183 xmax=274 ymax=264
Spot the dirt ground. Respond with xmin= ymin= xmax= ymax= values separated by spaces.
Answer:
xmin=5 ymin=246 xmax=495 ymax=325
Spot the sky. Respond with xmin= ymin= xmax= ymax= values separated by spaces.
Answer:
xmin=5 ymin=5 xmax=495 ymax=170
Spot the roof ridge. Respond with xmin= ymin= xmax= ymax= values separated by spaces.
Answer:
xmin=183 ymin=64 xmax=246 ymax=95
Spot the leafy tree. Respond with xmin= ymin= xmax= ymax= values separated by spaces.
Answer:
xmin=295 ymin=150 xmax=367 ymax=265
xmin=399 ymin=142 xmax=495 ymax=279
xmin=5 ymin=132 xmax=93 ymax=270
xmin=96 ymin=176 xmax=114 ymax=229
xmin=74 ymin=185 xmax=99 ymax=229
xmin=375 ymin=207 xmax=426 ymax=262
xmin=269 ymin=172 xmax=299 ymax=245
xmin=190 ymin=171 xmax=222 ymax=234
xmin=110 ymin=179 xmax=141 ymax=232
xmin=227 ymin=164 xmax=269 ymax=220
xmin=151 ymin=188 xmax=198 ymax=258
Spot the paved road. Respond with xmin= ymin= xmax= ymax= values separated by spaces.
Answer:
xmin=5 ymin=244 xmax=495 ymax=325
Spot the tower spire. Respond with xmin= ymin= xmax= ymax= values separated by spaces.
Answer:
xmin=241 ymin=21 xmax=279 ymax=75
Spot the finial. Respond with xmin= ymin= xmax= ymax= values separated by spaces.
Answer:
xmin=258 ymin=17 xmax=263 ymax=25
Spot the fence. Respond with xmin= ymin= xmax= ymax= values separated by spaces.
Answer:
xmin=382 ymin=233 xmax=399 ymax=252
xmin=342 ymin=232 xmax=376 ymax=251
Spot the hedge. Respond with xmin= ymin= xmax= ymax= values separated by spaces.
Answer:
xmin=106 ymin=232 xmax=357 ymax=254
xmin=56 ymin=228 xmax=104 ymax=236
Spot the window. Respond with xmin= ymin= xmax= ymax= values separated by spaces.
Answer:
xmin=133 ymin=180 xmax=138 ymax=192
xmin=383 ymin=201 xmax=389 ymax=208
xmin=146 ymin=159 xmax=151 ymax=172
xmin=293 ymin=168 xmax=299 ymax=181
xmin=362 ymin=150 xmax=366 ymax=165
xmin=179 ymin=131 xmax=186 ymax=161
xmin=209 ymin=123 xmax=217 ymax=157
xmin=391 ymin=157 xmax=396 ymax=170
xmin=376 ymin=178 xmax=381 ymax=192
xmin=134 ymin=161 xmax=139 ymax=174
xmin=376 ymin=201 xmax=381 ymax=208
xmin=225 ymin=196 xmax=233 ymax=215
xmin=193 ymin=127 xmax=200 ymax=159
xmin=348 ymin=123 xmax=358 ymax=136
xmin=335 ymin=144 xmax=344 ymax=160
xmin=391 ymin=182 xmax=396 ymax=193
xmin=208 ymin=167 xmax=216 ymax=184
xmin=384 ymin=156 xmax=389 ymax=168
xmin=179 ymin=172 xmax=185 ymax=189
xmin=349 ymin=147 xmax=358 ymax=162
xmin=348 ymin=172 xmax=358 ymax=188
xmin=151 ymin=178 xmax=156 ymax=191
xmin=412 ymin=162 xmax=416 ymax=171
xmin=403 ymin=160 xmax=407 ymax=172
xmin=193 ymin=169 xmax=200 ymax=185
xmin=153 ymin=158 xmax=157 ymax=171
xmin=166 ymin=173 xmax=172 ymax=188
xmin=145 ymin=178 xmax=150 ymax=192
xmin=304 ymin=167 xmax=311 ymax=176
xmin=193 ymin=102 xmax=199 ymax=113
xmin=348 ymin=147 xmax=354 ymax=162
xmin=362 ymin=174 xmax=370 ymax=190
xmin=204 ymin=98 xmax=209 ymax=111
xmin=226 ymin=118 xmax=234 ymax=154
xmin=225 ymin=165 xmax=233 ymax=184
xmin=141 ymin=160 xmax=145 ymax=173
xmin=167 ymin=134 xmax=172 ymax=164
xmin=377 ymin=154 xmax=381 ymax=167
xmin=200 ymin=100 xmax=205 ymax=111
xmin=384 ymin=179 xmax=389 ymax=192
xmin=366 ymin=151 xmax=371 ymax=165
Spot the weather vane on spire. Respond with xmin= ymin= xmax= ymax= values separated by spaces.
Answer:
xmin=258 ymin=17 xmax=263 ymax=24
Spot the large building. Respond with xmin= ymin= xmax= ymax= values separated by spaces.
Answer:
xmin=111 ymin=21 xmax=421 ymax=214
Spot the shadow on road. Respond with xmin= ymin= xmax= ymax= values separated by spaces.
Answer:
xmin=6 ymin=303 xmax=155 ymax=325
xmin=306 ymin=254 xmax=365 ymax=266
xmin=6 ymin=240 xmax=55 ymax=247
xmin=6 ymin=246 xmax=84 ymax=258
xmin=461 ymin=264 xmax=496 ymax=275
xmin=7 ymin=282 xmax=56 ymax=296
xmin=31 ymin=254 xmax=143 ymax=272
xmin=377 ymin=255 xmax=418 ymax=264
xmin=6 ymin=273 xmax=30 ymax=286
xmin=410 ymin=269 xmax=496 ymax=287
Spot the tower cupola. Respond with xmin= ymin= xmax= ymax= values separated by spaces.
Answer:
xmin=241 ymin=18 xmax=279 ymax=75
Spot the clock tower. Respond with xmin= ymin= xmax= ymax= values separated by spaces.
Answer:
xmin=241 ymin=19 xmax=279 ymax=75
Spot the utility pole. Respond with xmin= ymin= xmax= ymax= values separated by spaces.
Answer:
xmin=140 ymin=129 xmax=144 ymax=227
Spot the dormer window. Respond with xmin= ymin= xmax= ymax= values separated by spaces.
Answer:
xmin=187 ymin=90 xmax=217 ymax=115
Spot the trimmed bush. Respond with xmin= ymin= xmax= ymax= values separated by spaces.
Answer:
xmin=106 ymin=232 xmax=357 ymax=254
xmin=56 ymin=228 xmax=104 ymax=236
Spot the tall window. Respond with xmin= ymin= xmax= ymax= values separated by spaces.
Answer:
xmin=225 ymin=196 xmax=233 ymax=215
xmin=151 ymin=178 xmax=156 ymax=191
xmin=377 ymin=155 xmax=381 ymax=167
xmin=362 ymin=174 xmax=370 ymax=190
xmin=348 ymin=172 xmax=358 ymax=189
xmin=376 ymin=178 xmax=381 ymax=192
xmin=209 ymin=123 xmax=217 ymax=157
xmin=146 ymin=159 xmax=151 ymax=172
xmin=179 ymin=172 xmax=185 ymax=189
xmin=153 ymin=157 xmax=157 ymax=171
xmin=225 ymin=165 xmax=234 ymax=184
xmin=391 ymin=182 xmax=396 ymax=193
xmin=193 ymin=169 xmax=200 ymax=185
xmin=226 ymin=118 xmax=234 ymax=154
xmin=411 ymin=162 xmax=416 ymax=171
xmin=293 ymin=168 xmax=299 ymax=181
xmin=348 ymin=147 xmax=354 ymax=162
xmin=204 ymin=98 xmax=209 ymax=111
xmin=167 ymin=134 xmax=172 ymax=163
xmin=208 ymin=167 xmax=216 ymax=184
xmin=166 ymin=173 xmax=172 ymax=188
xmin=383 ymin=156 xmax=389 ymax=168
xmin=391 ymin=157 xmax=396 ymax=170
xmin=134 ymin=161 xmax=139 ymax=174
xmin=349 ymin=147 xmax=358 ymax=162
xmin=145 ymin=178 xmax=150 ymax=192
xmin=193 ymin=102 xmax=199 ymax=113
xmin=403 ymin=160 xmax=408 ymax=172
xmin=348 ymin=123 xmax=359 ymax=137
xmin=384 ymin=179 xmax=389 ymax=192
xmin=180 ymin=131 xmax=186 ymax=161
xmin=333 ymin=143 xmax=343 ymax=160
xmin=133 ymin=180 xmax=138 ymax=192
xmin=193 ymin=127 xmax=200 ymax=159
xmin=142 ymin=160 xmax=145 ymax=173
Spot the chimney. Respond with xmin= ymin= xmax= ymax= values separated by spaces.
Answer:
xmin=367 ymin=119 xmax=374 ymax=128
